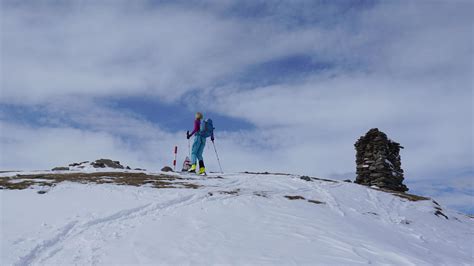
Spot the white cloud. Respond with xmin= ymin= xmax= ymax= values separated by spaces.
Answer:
xmin=0 ymin=1 xmax=473 ymax=212
xmin=408 ymin=172 xmax=474 ymax=214
xmin=0 ymin=114 xmax=275 ymax=175
xmin=193 ymin=0 xmax=474 ymax=180
xmin=1 ymin=0 xmax=348 ymax=103
xmin=0 ymin=121 xmax=134 ymax=170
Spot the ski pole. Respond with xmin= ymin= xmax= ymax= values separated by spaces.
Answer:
xmin=212 ymin=141 xmax=223 ymax=173
xmin=188 ymin=138 xmax=191 ymax=157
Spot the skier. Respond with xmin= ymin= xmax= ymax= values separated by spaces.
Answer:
xmin=186 ymin=112 xmax=214 ymax=175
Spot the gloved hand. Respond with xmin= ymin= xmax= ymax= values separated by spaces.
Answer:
xmin=211 ymin=136 xmax=214 ymax=142
xmin=186 ymin=131 xmax=191 ymax=139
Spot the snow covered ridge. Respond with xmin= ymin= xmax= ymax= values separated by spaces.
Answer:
xmin=1 ymin=170 xmax=473 ymax=264
xmin=50 ymin=158 xmax=147 ymax=172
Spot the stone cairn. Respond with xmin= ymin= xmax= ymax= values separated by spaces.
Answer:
xmin=354 ymin=128 xmax=408 ymax=192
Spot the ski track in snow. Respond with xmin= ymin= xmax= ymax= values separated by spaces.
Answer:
xmin=14 ymin=194 xmax=203 ymax=265
xmin=314 ymin=182 xmax=346 ymax=217
xmin=15 ymin=221 xmax=78 ymax=266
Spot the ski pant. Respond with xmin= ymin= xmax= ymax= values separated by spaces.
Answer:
xmin=191 ymin=135 xmax=206 ymax=166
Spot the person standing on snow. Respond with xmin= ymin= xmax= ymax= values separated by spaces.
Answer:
xmin=187 ymin=112 xmax=214 ymax=175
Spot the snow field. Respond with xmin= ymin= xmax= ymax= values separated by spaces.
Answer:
xmin=1 ymin=172 xmax=473 ymax=265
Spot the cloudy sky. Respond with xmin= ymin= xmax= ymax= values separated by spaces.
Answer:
xmin=1 ymin=0 xmax=472 ymax=213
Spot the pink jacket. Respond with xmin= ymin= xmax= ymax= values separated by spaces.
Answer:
xmin=189 ymin=119 xmax=201 ymax=137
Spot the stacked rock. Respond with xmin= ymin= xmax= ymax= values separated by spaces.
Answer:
xmin=354 ymin=128 xmax=408 ymax=192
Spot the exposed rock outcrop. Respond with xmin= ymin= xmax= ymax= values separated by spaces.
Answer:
xmin=52 ymin=167 xmax=69 ymax=171
xmin=161 ymin=166 xmax=173 ymax=172
xmin=354 ymin=128 xmax=408 ymax=192
xmin=53 ymin=159 xmax=143 ymax=171
xmin=92 ymin=159 xmax=124 ymax=169
xmin=69 ymin=161 xmax=89 ymax=167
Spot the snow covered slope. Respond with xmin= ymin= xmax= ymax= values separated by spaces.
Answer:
xmin=1 ymin=171 xmax=473 ymax=265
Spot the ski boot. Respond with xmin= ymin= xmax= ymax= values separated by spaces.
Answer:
xmin=188 ymin=164 xmax=196 ymax=173
xmin=199 ymin=167 xmax=207 ymax=176
xmin=198 ymin=160 xmax=206 ymax=176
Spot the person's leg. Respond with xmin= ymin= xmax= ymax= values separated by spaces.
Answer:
xmin=197 ymin=138 xmax=205 ymax=161
xmin=197 ymin=138 xmax=206 ymax=174
xmin=189 ymin=137 xmax=201 ymax=172
xmin=198 ymin=160 xmax=205 ymax=173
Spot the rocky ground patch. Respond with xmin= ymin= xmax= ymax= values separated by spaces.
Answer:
xmin=0 ymin=172 xmax=200 ymax=191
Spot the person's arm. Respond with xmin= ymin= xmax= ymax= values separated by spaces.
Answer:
xmin=187 ymin=119 xmax=200 ymax=139
xmin=211 ymin=131 xmax=214 ymax=142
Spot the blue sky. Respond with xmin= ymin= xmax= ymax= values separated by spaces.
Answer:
xmin=1 ymin=0 xmax=472 ymax=213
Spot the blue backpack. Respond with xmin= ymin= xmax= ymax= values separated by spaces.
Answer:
xmin=200 ymin=119 xmax=214 ymax=138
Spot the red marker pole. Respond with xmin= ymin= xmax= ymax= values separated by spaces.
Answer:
xmin=173 ymin=146 xmax=178 ymax=171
